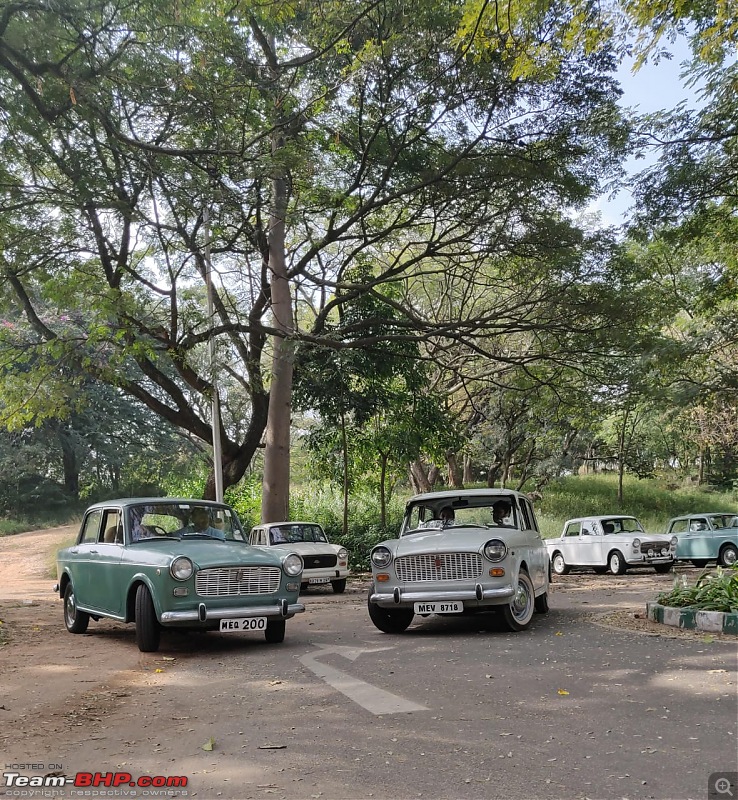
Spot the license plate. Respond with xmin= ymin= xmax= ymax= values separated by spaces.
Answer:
xmin=308 ymin=577 xmax=330 ymax=584
xmin=413 ymin=601 xmax=463 ymax=614
xmin=219 ymin=617 xmax=267 ymax=632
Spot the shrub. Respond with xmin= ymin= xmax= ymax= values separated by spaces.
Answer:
xmin=657 ymin=566 xmax=738 ymax=613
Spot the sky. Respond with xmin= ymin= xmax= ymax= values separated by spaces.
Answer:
xmin=588 ymin=37 xmax=702 ymax=227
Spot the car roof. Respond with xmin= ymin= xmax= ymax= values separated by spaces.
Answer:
xmin=564 ymin=515 xmax=640 ymax=524
xmin=406 ymin=489 xmax=525 ymax=504
xmin=253 ymin=521 xmax=323 ymax=528
xmin=84 ymin=497 xmax=234 ymax=510
xmin=669 ymin=512 xmax=735 ymax=518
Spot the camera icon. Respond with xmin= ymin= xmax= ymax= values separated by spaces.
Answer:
xmin=709 ymin=773 xmax=737 ymax=799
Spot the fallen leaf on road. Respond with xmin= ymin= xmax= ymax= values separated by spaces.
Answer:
xmin=202 ymin=737 xmax=215 ymax=751
xmin=557 ymin=689 xmax=570 ymax=696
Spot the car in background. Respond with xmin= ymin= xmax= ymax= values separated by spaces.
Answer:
xmin=665 ymin=513 xmax=738 ymax=567
xmin=249 ymin=521 xmax=350 ymax=593
xmin=55 ymin=498 xmax=305 ymax=652
xmin=546 ymin=516 xmax=676 ymax=575
xmin=367 ymin=489 xmax=549 ymax=634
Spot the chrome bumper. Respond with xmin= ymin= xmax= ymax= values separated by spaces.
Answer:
xmin=371 ymin=585 xmax=514 ymax=606
xmin=160 ymin=601 xmax=305 ymax=624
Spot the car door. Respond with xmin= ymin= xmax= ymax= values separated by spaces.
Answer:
xmin=85 ymin=508 xmax=126 ymax=615
xmin=518 ymin=498 xmax=546 ymax=587
xmin=684 ymin=517 xmax=711 ymax=558
xmin=69 ymin=509 xmax=104 ymax=608
xmin=560 ymin=521 xmax=582 ymax=565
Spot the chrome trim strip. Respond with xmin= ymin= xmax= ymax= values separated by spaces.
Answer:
xmin=160 ymin=602 xmax=305 ymax=623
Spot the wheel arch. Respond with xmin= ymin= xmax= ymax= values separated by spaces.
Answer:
xmin=126 ymin=576 xmax=161 ymax=623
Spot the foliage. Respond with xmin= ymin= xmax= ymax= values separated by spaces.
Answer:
xmin=657 ymin=566 xmax=738 ymax=613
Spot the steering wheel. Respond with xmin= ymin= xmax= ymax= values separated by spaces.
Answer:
xmin=149 ymin=525 xmax=169 ymax=537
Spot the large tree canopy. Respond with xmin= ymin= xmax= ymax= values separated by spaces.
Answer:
xmin=0 ymin=0 xmax=633 ymax=512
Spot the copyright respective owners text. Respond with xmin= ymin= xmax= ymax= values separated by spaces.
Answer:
xmin=2 ymin=766 xmax=189 ymax=798
xmin=709 ymin=773 xmax=738 ymax=800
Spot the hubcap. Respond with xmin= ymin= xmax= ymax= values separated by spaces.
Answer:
xmin=65 ymin=592 xmax=76 ymax=623
xmin=511 ymin=580 xmax=531 ymax=620
xmin=724 ymin=549 xmax=737 ymax=566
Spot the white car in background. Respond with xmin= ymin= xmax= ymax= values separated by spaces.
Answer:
xmin=546 ymin=515 xmax=677 ymax=575
xmin=249 ymin=521 xmax=350 ymax=593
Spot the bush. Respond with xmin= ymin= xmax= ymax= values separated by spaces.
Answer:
xmin=657 ymin=566 xmax=738 ymax=613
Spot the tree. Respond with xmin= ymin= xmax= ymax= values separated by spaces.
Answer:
xmin=0 ymin=0 xmax=631 ymax=518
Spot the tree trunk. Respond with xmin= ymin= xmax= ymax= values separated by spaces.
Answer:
xmin=341 ymin=410 xmax=349 ymax=537
xmin=57 ymin=425 xmax=80 ymax=500
xmin=379 ymin=451 xmax=388 ymax=529
xmin=446 ymin=450 xmax=464 ymax=488
xmin=409 ymin=459 xmax=433 ymax=494
xmin=463 ymin=453 xmax=474 ymax=485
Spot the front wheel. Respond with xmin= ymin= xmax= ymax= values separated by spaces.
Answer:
xmin=331 ymin=578 xmax=347 ymax=594
xmin=265 ymin=619 xmax=286 ymax=644
xmin=135 ymin=584 xmax=160 ymax=652
xmin=608 ymin=550 xmax=627 ymax=575
xmin=593 ymin=566 xmax=608 ymax=575
xmin=367 ymin=588 xmax=414 ymax=633
xmin=718 ymin=543 xmax=738 ymax=567
xmin=501 ymin=570 xmax=535 ymax=631
xmin=654 ymin=564 xmax=673 ymax=574
xmin=551 ymin=552 xmax=570 ymax=576
xmin=64 ymin=583 xmax=89 ymax=634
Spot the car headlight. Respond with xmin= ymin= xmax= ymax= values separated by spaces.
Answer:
xmin=484 ymin=539 xmax=507 ymax=562
xmin=371 ymin=546 xmax=393 ymax=568
xmin=337 ymin=548 xmax=348 ymax=560
xmin=282 ymin=553 xmax=303 ymax=576
xmin=632 ymin=538 xmax=641 ymax=550
xmin=170 ymin=556 xmax=194 ymax=581
xmin=670 ymin=536 xmax=678 ymax=547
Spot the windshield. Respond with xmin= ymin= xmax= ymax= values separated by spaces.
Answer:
xmin=126 ymin=503 xmax=246 ymax=542
xmin=402 ymin=496 xmax=519 ymax=535
xmin=268 ymin=524 xmax=328 ymax=544
xmin=601 ymin=517 xmax=644 ymax=534
xmin=708 ymin=514 xmax=736 ymax=529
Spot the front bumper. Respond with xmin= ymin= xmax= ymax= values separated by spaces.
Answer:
xmin=160 ymin=601 xmax=305 ymax=624
xmin=627 ymin=556 xmax=674 ymax=566
xmin=371 ymin=584 xmax=514 ymax=608
xmin=302 ymin=567 xmax=350 ymax=580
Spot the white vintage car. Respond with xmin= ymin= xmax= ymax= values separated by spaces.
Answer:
xmin=546 ymin=515 xmax=677 ymax=575
xmin=249 ymin=521 xmax=350 ymax=593
xmin=367 ymin=489 xmax=550 ymax=634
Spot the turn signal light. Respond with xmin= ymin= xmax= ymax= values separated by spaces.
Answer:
xmin=489 ymin=568 xmax=505 ymax=577
xmin=376 ymin=573 xmax=390 ymax=582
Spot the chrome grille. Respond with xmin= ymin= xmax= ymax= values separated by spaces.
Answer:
xmin=303 ymin=554 xmax=337 ymax=569
xmin=641 ymin=541 xmax=671 ymax=557
xmin=196 ymin=567 xmax=281 ymax=596
xmin=395 ymin=553 xmax=483 ymax=582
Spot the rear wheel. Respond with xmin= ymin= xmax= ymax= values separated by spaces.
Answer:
xmin=551 ymin=552 xmax=570 ymax=576
xmin=718 ymin=543 xmax=738 ymax=567
xmin=367 ymin=588 xmax=414 ymax=633
xmin=608 ymin=550 xmax=627 ymax=575
xmin=265 ymin=619 xmax=286 ymax=644
xmin=63 ymin=583 xmax=89 ymax=634
xmin=331 ymin=578 xmax=347 ymax=594
xmin=690 ymin=559 xmax=710 ymax=568
xmin=533 ymin=591 xmax=549 ymax=614
xmin=501 ymin=570 xmax=535 ymax=631
xmin=135 ymin=584 xmax=160 ymax=653
xmin=593 ymin=566 xmax=608 ymax=575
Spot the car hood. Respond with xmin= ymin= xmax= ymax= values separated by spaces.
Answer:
xmin=393 ymin=527 xmax=514 ymax=554
xmin=129 ymin=539 xmax=288 ymax=569
xmin=267 ymin=542 xmax=340 ymax=556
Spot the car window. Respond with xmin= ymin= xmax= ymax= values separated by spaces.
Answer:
xmin=80 ymin=510 xmax=103 ymax=544
xmin=689 ymin=518 xmax=709 ymax=532
xmin=101 ymin=510 xmax=123 ymax=544
xmin=669 ymin=519 xmax=688 ymax=534
xmin=564 ymin=522 xmax=580 ymax=537
xmin=126 ymin=503 xmax=246 ymax=542
xmin=581 ymin=523 xmax=594 ymax=536
xmin=518 ymin=499 xmax=535 ymax=531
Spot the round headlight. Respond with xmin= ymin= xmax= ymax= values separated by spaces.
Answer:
xmin=670 ymin=536 xmax=678 ymax=547
xmin=371 ymin=546 xmax=393 ymax=568
xmin=282 ymin=553 xmax=303 ymax=576
xmin=338 ymin=547 xmax=348 ymax=560
xmin=632 ymin=538 xmax=641 ymax=549
xmin=170 ymin=556 xmax=194 ymax=581
xmin=484 ymin=539 xmax=507 ymax=562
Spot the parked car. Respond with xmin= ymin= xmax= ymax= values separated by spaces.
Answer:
xmin=664 ymin=513 xmax=738 ymax=567
xmin=55 ymin=498 xmax=305 ymax=652
xmin=546 ymin=516 xmax=676 ymax=575
xmin=367 ymin=489 xmax=549 ymax=634
xmin=249 ymin=521 xmax=350 ymax=593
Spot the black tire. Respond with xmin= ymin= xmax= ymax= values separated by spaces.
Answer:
xmin=533 ymin=591 xmax=549 ymax=614
xmin=654 ymin=564 xmax=673 ymax=574
xmin=608 ymin=550 xmax=627 ymax=575
xmin=691 ymin=559 xmax=710 ymax=568
xmin=718 ymin=543 xmax=738 ymax=567
xmin=593 ymin=566 xmax=608 ymax=575
xmin=63 ymin=582 xmax=89 ymax=634
xmin=501 ymin=570 xmax=535 ymax=632
xmin=331 ymin=578 xmax=347 ymax=594
xmin=551 ymin=552 xmax=570 ymax=576
xmin=265 ymin=619 xmax=286 ymax=644
xmin=135 ymin=584 xmax=160 ymax=653
xmin=367 ymin=588 xmax=414 ymax=633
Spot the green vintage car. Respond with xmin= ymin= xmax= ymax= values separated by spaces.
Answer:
xmin=55 ymin=498 xmax=305 ymax=652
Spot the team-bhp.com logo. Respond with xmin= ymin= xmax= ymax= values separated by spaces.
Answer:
xmin=3 ymin=771 xmax=188 ymax=791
